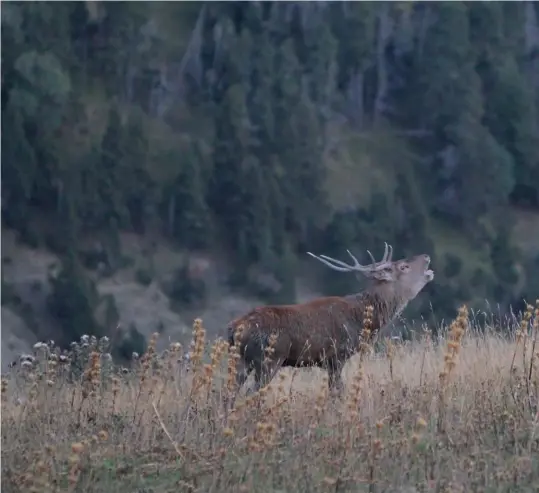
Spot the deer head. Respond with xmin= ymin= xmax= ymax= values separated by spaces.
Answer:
xmin=307 ymin=242 xmax=434 ymax=297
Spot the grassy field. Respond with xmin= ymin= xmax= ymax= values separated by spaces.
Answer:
xmin=2 ymin=303 xmax=539 ymax=493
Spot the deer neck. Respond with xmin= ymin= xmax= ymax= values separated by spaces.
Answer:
xmin=348 ymin=284 xmax=410 ymax=330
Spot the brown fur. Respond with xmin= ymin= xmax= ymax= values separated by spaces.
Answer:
xmin=228 ymin=252 xmax=434 ymax=394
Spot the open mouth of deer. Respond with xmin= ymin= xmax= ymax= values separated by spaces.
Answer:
xmin=424 ymin=256 xmax=434 ymax=281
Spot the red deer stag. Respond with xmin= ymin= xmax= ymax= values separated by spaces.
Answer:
xmin=227 ymin=243 xmax=434 ymax=394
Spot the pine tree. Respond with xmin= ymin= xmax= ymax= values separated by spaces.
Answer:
xmin=410 ymin=2 xmax=515 ymax=230
xmin=469 ymin=1 xmax=539 ymax=208
xmin=97 ymin=105 xmax=130 ymax=229
xmin=169 ymin=142 xmax=213 ymax=249
xmin=273 ymin=38 xmax=328 ymax=248
xmin=208 ymin=79 xmax=258 ymax=261
xmin=48 ymin=251 xmax=101 ymax=342
xmin=0 ymin=104 xmax=38 ymax=230
xmin=119 ymin=109 xmax=155 ymax=233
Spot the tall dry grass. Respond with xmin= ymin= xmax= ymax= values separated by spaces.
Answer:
xmin=2 ymin=302 xmax=539 ymax=493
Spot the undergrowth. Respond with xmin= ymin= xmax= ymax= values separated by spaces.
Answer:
xmin=2 ymin=302 xmax=539 ymax=493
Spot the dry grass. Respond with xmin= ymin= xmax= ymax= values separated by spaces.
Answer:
xmin=2 ymin=303 xmax=539 ymax=493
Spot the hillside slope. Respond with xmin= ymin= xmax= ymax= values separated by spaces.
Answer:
xmin=1 ymin=228 xmax=326 ymax=368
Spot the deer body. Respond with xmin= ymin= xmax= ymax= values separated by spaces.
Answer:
xmin=228 ymin=244 xmax=434 ymax=393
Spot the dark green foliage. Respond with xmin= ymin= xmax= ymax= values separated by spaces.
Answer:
xmin=443 ymin=254 xmax=463 ymax=279
xmin=329 ymin=2 xmax=376 ymax=90
xmin=208 ymin=82 xmax=258 ymax=259
xmin=166 ymin=143 xmax=212 ymax=249
xmin=1 ymin=104 xmax=38 ymax=229
xmin=94 ymin=106 xmax=130 ymax=230
xmin=2 ymin=1 xmax=538 ymax=344
xmin=1 ymin=277 xmax=22 ymax=307
xmin=165 ymin=265 xmax=208 ymax=308
xmin=272 ymin=241 xmax=297 ymax=305
xmin=490 ymin=228 xmax=519 ymax=286
xmin=521 ymin=255 xmax=539 ymax=302
xmin=135 ymin=268 xmax=153 ymax=287
xmin=470 ymin=268 xmax=488 ymax=289
xmin=317 ymin=210 xmax=361 ymax=297
xmin=113 ymin=324 xmax=147 ymax=362
xmin=47 ymin=253 xmax=101 ymax=343
xmin=79 ymin=246 xmax=109 ymax=272
xmin=102 ymin=294 xmax=120 ymax=334
xmin=119 ymin=111 xmax=155 ymax=234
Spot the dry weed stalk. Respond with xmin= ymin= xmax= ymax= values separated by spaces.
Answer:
xmin=340 ymin=304 xmax=374 ymax=461
xmin=310 ymin=374 xmax=329 ymax=431
xmin=226 ymin=339 xmax=240 ymax=395
xmin=439 ymin=304 xmax=468 ymax=386
xmin=385 ymin=337 xmax=396 ymax=381
xmin=509 ymin=302 xmax=539 ymax=418
xmin=189 ymin=318 xmax=206 ymax=396
xmin=525 ymin=300 xmax=539 ymax=415
xmin=437 ymin=304 xmax=468 ymax=433
xmin=513 ymin=302 xmax=534 ymax=373
xmin=132 ymin=331 xmax=159 ymax=424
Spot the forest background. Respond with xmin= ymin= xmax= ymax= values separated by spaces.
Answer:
xmin=2 ymin=1 xmax=539 ymax=365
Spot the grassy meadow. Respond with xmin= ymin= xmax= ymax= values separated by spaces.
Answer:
xmin=2 ymin=303 xmax=539 ymax=493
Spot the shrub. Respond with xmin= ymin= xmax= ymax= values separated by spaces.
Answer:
xmin=134 ymin=267 xmax=153 ymax=286
xmin=165 ymin=264 xmax=207 ymax=307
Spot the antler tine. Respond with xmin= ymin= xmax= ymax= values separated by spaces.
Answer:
xmin=306 ymin=252 xmax=356 ymax=272
xmin=320 ymin=250 xmax=363 ymax=270
xmin=314 ymin=250 xmax=360 ymax=270
xmin=366 ymin=249 xmax=377 ymax=266
xmin=383 ymin=242 xmax=389 ymax=262
xmin=338 ymin=249 xmax=361 ymax=269
xmin=308 ymin=243 xmax=394 ymax=274
xmin=366 ymin=242 xmax=394 ymax=270
xmin=346 ymin=249 xmax=360 ymax=266
xmin=366 ymin=242 xmax=388 ymax=267
xmin=387 ymin=244 xmax=393 ymax=263
xmin=307 ymin=249 xmax=365 ymax=272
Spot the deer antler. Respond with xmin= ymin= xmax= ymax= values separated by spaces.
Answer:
xmin=307 ymin=242 xmax=394 ymax=273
